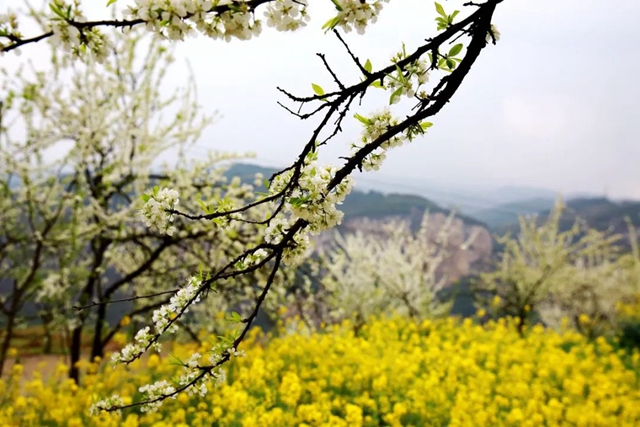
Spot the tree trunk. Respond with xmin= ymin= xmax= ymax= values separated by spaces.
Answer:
xmin=40 ymin=312 xmax=54 ymax=354
xmin=0 ymin=279 xmax=23 ymax=377
xmin=517 ymin=312 xmax=526 ymax=336
xmin=68 ymin=325 xmax=83 ymax=382
xmin=68 ymin=236 xmax=109 ymax=383
xmin=90 ymin=303 xmax=107 ymax=360
xmin=0 ymin=311 xmax=16 ymax=377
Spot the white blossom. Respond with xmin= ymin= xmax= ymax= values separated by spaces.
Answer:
xmin=110 ymin=276 xmax=203 ymax=365
xmin=332 ymin=0 xmax=390 ymax=35
xmin=139 ymin=187 xmax=180 ymax=235
xmin=89 ymin=394 xmax=124 ymax=416
xmin=487 ymin=24 xmax=501 ymax=43
xmin=264 ymin=0 xmax=310 ymax=32
xmin=138 ymin=380 xmax=177 ymax=413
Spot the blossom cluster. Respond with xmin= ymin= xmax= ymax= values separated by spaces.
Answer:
xmin=265 ymin=151 xmax=354 ymax=264
xmin=46 ymin=2 xmax=110 ymax=62
xmin=350 ymin=109 xmax=404 ymax=171
xmin=125 ymin=0 xmax=261 ymax=42
xmin=2 ymin=0 xmax=394 ymax=59
xmin=51 ymin=23 xmax=110 ymax=63
xmin=178 ymin=353 xmax=209 ymax=397
xmin=139 ymin=187 xmax=180 ymax=236
xmin=0 ymin=11 xmax=19 ymax=53
xmin=331 ymin=0 xmax=390 ymax=34
xmin=111 ymin=276 xmax=203 ymax=366
xmin=242 ymin=247 xmax=269 ymax=268
xmin=387 ymin=58 xmax=430 ymax=103
xmin=264 ymin=0 xmax=310 ymax=32
xmin=137 ymin=380 xmax=177 ymax=413
xmin=89 ymin=394 xmax=124 ymax=417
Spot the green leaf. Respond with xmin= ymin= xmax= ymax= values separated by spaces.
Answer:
xmin=395 ymin=64 xmax=406 ymax=83
xmin=420 ymin=121 xmax=434 ymax=130
xmin=450 ymin=10 xmax=460 ymax=22
xmin=321 ymin=16 xmax=340 ymax=32
xmin=330 ymin=0 xmax=343 ymax=11
xmin=311 ymin=83 xmax=325 ymax=96
xmin=446 ymin=58 xmax=455 ymax=69
xmin=353 ymin=113 xmax=372 ymax=126
xmin=106 ymin=0 xmax=118 ymax=6
xmin=197 ymin=199 xmax=209 ymax=212
xmin=48 ymin=3 xmax=66 ymax=19
xmin=226 ymin=311 xmax=243 ymax=323
xmin=140 ymin=194 xmax=151 ymax=203
xmin=449 ymin=43 xmax=463 ymax=57
xmin=289 ymin=196 xmax=307 ymax=207
xmin=435 ymin=2 xmax=446 ymax=17
xmin=389 ymin=88 xmax=403 ymax=105
xmin=364 ymin=59 xmax=372 ymax=73
xmin=370 ymin=80 xmax=384 ymax=89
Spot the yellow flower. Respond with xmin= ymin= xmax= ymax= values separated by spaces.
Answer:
xmin=14 ymin=396 xmax=27 ymax=409
xmin=10 ymin=364 xmax=23 ymax=376
xmin=344 ymin=404 xmax=363 ymax=427
xmin=7 ymin=348 xmax=18 ymax=358
xmin=147 ymin=354 xmax=160 ymax=368
xmin=1 ymin=316 xmax=639 ymax=427
xmin=114 ymin=332 xmax=128 ymax=346
xmin=578 ymin=313 xmax=591 ymax=325
xmin=120 ymin=315 xmax=131 ymax=326
xmin=67 ymin=417 xmax=83 ymax=427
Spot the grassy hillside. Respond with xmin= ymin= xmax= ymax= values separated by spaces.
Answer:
xmin=469 ymin=197 xmax=556 ymax=228
xmin=225 ymin=163 xmax=486 ymax=227
xmin=492 ymin=197 xmax=640 ymax=242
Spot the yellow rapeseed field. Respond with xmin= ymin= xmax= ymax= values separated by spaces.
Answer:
xmin=1 ymin=316 xmax=639 ymax=427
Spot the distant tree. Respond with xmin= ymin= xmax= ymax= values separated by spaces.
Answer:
xmin=475 ymin=199 xmax=628 ymax=335
xmin=545 ymin=219 xmax=640 ymax=338
xmin=291 ymin=211 xmax=477 ymax=332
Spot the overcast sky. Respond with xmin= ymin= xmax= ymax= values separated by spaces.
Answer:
xmin=4 ymin=0 xmax=640 ymax=200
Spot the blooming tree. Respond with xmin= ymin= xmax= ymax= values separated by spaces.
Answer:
xmin=290 ymin=211 xmax=480 ymax=332
xmin=0 ymin=27 xmax=278 ymax=381
xmin=541 ymin=218 xmax=640 ymax=337
xmin=2 ymin=0 xmax=507 ymax=414
xmin=474 ymin=199 xmax=625 ymax=335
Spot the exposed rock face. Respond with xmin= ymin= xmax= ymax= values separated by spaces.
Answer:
xmin=315 ymin=209 xmax=493 ymax=286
